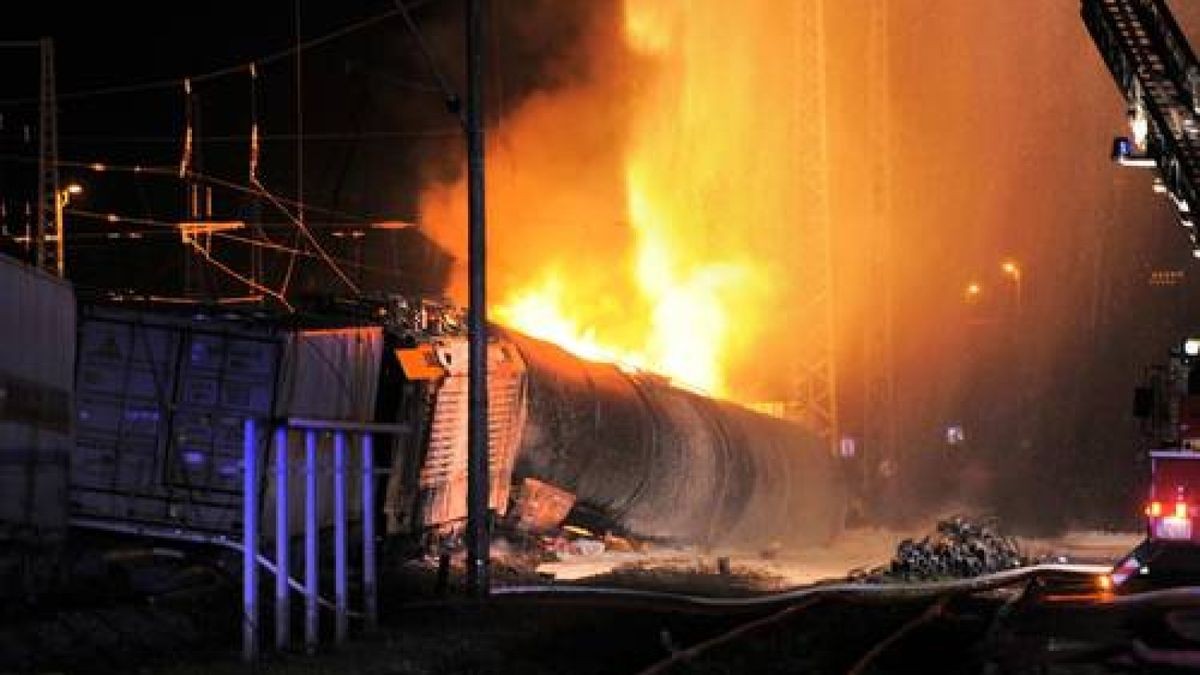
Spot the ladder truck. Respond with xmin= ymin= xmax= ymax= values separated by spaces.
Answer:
xmin=1083 ymin=0 xmax=1200 ymax=590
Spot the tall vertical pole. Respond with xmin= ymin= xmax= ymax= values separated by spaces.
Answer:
xmin=361 ymin=434 xmax=378 ymax=631
xmin=53 ymin=190 xmax=64 ymax=277
xmin=273 ymin=427 xmax=290 ymax=651
xmin=242 ymin=419 xmax=259 ymax=663
xmin=36 ymin=37 xmax=58 ymax=276
xmin=333 ymin=431 xmax=348 ymax=646
xmin=303 ymin=430 xmax=319 ymax=654
xmin=465 ymin=0 xmax=491 ymax=598
xmin=789 ymin=0 xmax=838 ymax=449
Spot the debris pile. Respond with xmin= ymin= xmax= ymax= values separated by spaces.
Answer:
xmin=868 ymin=517 xmax=1024 ymax=582
xmin=535 ymin=525 xmax=641 ymax=557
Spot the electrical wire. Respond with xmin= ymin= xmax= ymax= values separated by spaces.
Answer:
xmin=0 ymin=153 xmax=377 ymax=226
xmin=253 ymin=175 xmax=360 ymax=295
xmin=56 ymin=129 xmax=461 ymax=144
xmin=188 ymin=238 xmax=295 ymax=311
xmin=62 ymin=207 xmax=411 ymax=279
xmin=394 ymin=0 xmax=464 ymax=125
xmin=64 ymin=206 xmax=393 ymax=234
xmin=292 ymin=0 xmax=305 ymax=305
xmin=0 ymin=0 xmax=444 ymax=109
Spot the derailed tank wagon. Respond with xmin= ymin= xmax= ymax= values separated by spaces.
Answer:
xmin=484 ymin=331 xmax=844 ymax=546
xmin=385 ymin=327 xmax=845 ymax=547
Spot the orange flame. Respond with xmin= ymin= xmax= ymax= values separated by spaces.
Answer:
xmin=421 ymin=1 xmax=813 ymax=401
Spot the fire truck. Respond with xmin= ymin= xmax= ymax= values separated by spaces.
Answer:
xmin=1104 ymin=340 xmax=1200 ymax=590
xmin=1082 ymin=0 xmax=1200 ymax=590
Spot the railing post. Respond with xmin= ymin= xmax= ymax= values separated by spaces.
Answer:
xmin=334 ymin=430 xmax=348 ymax=646
xmin=274 ymin=426 xmax=290 ymax=651
xmin=361 ymin=433 xmax=377 ymax=632
xmin=304 ymin=430 xmax=319 ymax=654
xmin=242 ymin=418 xmax=258 ymax=663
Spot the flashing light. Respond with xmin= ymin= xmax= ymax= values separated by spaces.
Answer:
xmin=1147 ymin=501 xmax=1163 ymax=517
xmin=1186 ymin=339 xmax=1200 ymax=357
xmin=1113 ymin=136 xmax=1133 ymax=159
xmin=1178 ymin=501 xmax=1190 ymax=519
xmin=1096 ymin=574 xmax=1113 ymax=592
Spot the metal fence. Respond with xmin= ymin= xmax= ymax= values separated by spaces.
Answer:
xmin=241 ymin=417 xmax=406 ymax=661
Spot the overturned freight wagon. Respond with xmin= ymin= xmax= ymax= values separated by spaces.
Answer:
xmin=70 ymin=306 xmax=383 ymax=539
xmin=391 ymin=329 xmax=846 ymax=547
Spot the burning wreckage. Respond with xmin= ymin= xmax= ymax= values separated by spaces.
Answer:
xmin=2 ymin=262 xmax=846 ymax=608
xmin=367 ymin=298 xmax=845 ymax=549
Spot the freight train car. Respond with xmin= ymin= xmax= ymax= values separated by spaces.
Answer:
xmin=0 ymin=256 xmax=74 ymax=558
xmin=70 ymin=306 xmax=382 ymax=539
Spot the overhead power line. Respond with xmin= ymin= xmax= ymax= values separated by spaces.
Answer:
xmin=252 ymin=175 xmax=359 ymax=295
xmin=56 ymin=129 xmax=460 ymax=144
xmin=59 ymin=207 xmax=410 ymax=278
xmin=0 ymin=0 xmax=442 ymax=108
xmin=0 ymin=153 xmax=382 ymax=225
xmin=187 ymin=238 xmax=295 ymax=311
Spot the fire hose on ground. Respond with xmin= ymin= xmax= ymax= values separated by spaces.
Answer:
xmin=492 ymin=563 xmax=1112 ymax=673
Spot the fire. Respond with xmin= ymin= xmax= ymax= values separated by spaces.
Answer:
xmin=421 ymin=1 xmax=815 ymax=401
xmin=495 ymin=272 xmax=648 ymax=372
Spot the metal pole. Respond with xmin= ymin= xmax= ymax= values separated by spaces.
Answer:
xmin=274 ymin=426 xmax=290 ymax=651
xmin=464 ymin=0 xmax=491 ymax=599
xmin=304 ymin=430 xmax=319 ymax=654
xmin=53 ymin=191 xmax=64 ymax=277
xmin=36 ymin=37 xmax=58 ymax=277
xmin=242 ymin=419 xmax=259 ymax=662
xmin=333 ymin=431 xmax=348 ymax=645
xmin=361 ymin=433 xmax=378 ymax=631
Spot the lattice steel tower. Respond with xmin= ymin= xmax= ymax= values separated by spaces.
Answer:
xmin=863 ymin=0 xmax=897 ymax=472
xmin=788 ymin=0 xmax=839 ymax=450
xmin=35 ymin=37 xmax=58 ymax=276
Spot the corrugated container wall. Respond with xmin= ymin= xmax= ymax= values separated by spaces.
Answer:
xmin=263 ymin=327 xmax=384 ymax=540
xmin=0 ymin=257 xmax=75 ymax=543
xmin=71 ymin=308 xmax=278 ymax=533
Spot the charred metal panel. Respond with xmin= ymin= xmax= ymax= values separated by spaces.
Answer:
xmin=416 ymin=339 xmax=526 ymax=527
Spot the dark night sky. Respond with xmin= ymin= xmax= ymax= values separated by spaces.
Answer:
xmin=1 ymin=1 xmax=601 ymax=299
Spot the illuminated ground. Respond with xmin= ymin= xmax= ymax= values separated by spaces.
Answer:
xmin=535 ymin=527 xmax=1143 ymax=587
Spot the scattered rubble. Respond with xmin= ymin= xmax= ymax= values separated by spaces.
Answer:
xmin=855 ymin=516 xmax=1025 ymax=582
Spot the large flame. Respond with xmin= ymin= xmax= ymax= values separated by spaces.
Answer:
xmin=421 ymin=1 xmax=812 ymax=401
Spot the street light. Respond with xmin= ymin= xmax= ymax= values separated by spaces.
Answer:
xmin=54 ymin=183 xmax=83 ymax=277
xmin=964 ymin=282 xmax=982 ymax=302
xmin=1001 ymin=260 xmax=1022 ymax=314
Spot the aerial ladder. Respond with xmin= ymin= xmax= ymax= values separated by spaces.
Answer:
xmin=1084 ymin=0 xmax=1200 ymax=590
xmin=1084 ymin=0 xmax=1200 ymax=253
